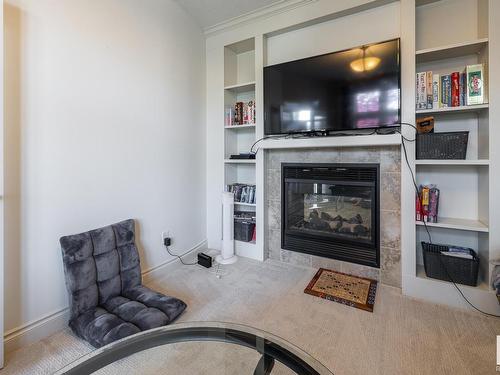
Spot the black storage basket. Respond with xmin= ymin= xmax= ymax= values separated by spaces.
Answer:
xmin=421 ymin=242 xmax=479 ymax=286
xmin=416 ymin=131 xmax=469 ymax=159
xmin=234 ymin=219 xmax=255 ymax=242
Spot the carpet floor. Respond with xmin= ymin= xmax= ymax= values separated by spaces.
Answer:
xmin=2 ymin=256 xmax=499 ymax=375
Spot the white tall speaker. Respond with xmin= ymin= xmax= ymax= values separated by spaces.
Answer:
xmin=216 ymin=192 xmax=238 ymax=265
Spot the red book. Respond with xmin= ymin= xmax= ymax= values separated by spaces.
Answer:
xmin=451 ymin=72 xmax=460 ymax=107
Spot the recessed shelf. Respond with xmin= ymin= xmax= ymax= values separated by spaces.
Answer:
xmin=224 ymin=81 xmax=255 ymax=93
xmin=234 ymin=202 xmax=256 ymax=207
xmin=416 ymin=265 xmax=489 ymax=291
xmin=416 ymin=217 xmax=489 ymax=232
xmin=416 ymin=104 xmax=489 ymax=115
xmin=416 ymin=38 xmax=488 ymax=64
xmin=224 ymin=159 xmax=256 ymax=164
xmin=235 ymin=240 xmax=256 ymax=245
xmin=415 ymin=160 xmax=489 ymax=166
xmin=224 ymin=124 xmax=256 ymax=129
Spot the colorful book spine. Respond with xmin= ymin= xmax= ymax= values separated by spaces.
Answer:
xmin=440 ymin=75 xmax=451 ymax=107
xmin=466 ymin=64 xmax=484 ymax=105
xmin=416 ymin=72 xmax=427 ymax=109
xmin=426 ymin=71 xmax=433 ymax=109
xmin=432 ymin=74 xmax=440 ymax=108
xmin=459 ymin=72 xmax=466 ymax=107
xmin=234 ymin=102 xmax=243 ymax=125
xmin=451 ymin=72 xmax=460 ymax=107
xmin=427 ymin=187 xmax=440 ymax=223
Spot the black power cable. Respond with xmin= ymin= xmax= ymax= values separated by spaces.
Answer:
xmin=164 ymin=245 xmax=198 ymax=266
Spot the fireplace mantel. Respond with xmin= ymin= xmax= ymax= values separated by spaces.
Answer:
xmin=259 ymin=134 xmax=401 ymax=150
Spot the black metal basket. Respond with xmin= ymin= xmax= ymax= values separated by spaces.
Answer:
xmin=416 ymin=131 xmax=469 ymax=159
xmin=421 ymin=242 xmax=479 ymax=286
xmin=234 ymin=219 xmax=255 ymax=242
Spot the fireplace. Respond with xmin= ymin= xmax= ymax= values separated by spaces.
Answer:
xmin=282 ymin=163 xmax=380 ymax=268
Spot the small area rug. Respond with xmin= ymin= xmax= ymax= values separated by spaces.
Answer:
xmin=304 ymin=268 xmax=377 ymax=312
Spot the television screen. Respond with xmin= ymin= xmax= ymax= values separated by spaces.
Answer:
xmin=264 ymin=39 xmax=400 ymax=135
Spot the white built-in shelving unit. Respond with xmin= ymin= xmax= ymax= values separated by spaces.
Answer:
xmin=411 ymin=0 xmax=495 ymax=295
xmin=223 ymin=38 xmax=259 ymax=255
xmin=207 ymin=0 xmax=499 ymax=313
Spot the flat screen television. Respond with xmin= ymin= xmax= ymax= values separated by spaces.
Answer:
xmin=264 ymin=39 xmax=401 ymax=135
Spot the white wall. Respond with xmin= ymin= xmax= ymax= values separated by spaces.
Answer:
xmin=3 ymin=0 xmax=205 ymax=340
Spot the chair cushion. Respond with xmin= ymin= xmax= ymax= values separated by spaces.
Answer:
xmin=60 ymin=219 xmax=187 ymax=348
xmin=123 ymin=285 xmax=187 ymax=322
xmin=70 ymin=307 xmax=141 ymax=348
xmin=103 ymin=295 xmax=171 ymax=331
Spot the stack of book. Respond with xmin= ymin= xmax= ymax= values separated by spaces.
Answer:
xmin=416 ymin=184 xmax=440 ymax=223
xmin=224 ymin=100 xmax=256 ymax=126
xmin=226 ymin=183 xmax=256 ymax=204
xmin=416 ymin=64 xmax=486 ymax=110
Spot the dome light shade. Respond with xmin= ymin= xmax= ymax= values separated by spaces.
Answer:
xmin=350 ymin=56 xmax=381 ymax=72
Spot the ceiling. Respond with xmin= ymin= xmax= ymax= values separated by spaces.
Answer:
xmin=174 ymin=0 xmax=283 ymax=30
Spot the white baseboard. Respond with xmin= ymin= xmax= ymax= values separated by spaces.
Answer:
xmin=3 ymin=240 xmax=208 ymax=354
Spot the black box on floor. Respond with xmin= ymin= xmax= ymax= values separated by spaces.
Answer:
xmin=197 ymin=253 xmax=212 ymax=268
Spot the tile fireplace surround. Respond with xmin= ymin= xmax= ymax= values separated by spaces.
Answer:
xmin=265 ymin=146 xmax=402 ymax=287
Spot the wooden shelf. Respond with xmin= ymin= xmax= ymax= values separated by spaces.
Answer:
xmin=224 ymin=159 xmax=256 ymax=164
xmin=416 ymin=104 xmax=489 ymax=115
xmin=224 ymin=81 xmax=255 ymax=93
xmin=224 ymin=124 xmax=256 ymax=129
xmin=415 ymin=160 xmax=489 ymax=166
xmin=416 ymin=217 xmax=488 ymax=232
xmin=416 ymin=38 xmax=488 ymax=63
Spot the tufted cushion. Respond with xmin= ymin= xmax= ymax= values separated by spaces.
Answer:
xmin=60 ymin=219 xmax=187 ymax=348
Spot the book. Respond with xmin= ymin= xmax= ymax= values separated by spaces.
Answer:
xmin=224 ymin=107 xmax=234 ymax=126
xmin=440 ymin=75 xmax=451 ymax=107
xmin=426 ymin=71 xmax=433 ymax=109
xmin=466 ymin=64 xmax=484 ymax=105
xmin=459 ymin=72 xmax=466 ymax=107
xmin=419 ymin=185 xmax=439 ymax=223
xmin=441 ymin=252 xmax=473 ymax=259
xmin=226 ymin=183 xmax=256 ymax=204
xmin=416 ymin=72 xmax=427 ymax=109
xmin=451 ymin=72 xmax=460 ymax=107
xmin=432 ymin=74 xmax=440 ymax=108
xmin=234 ymin=102 xmax=244 ymax=125
xmin=427 ymin=187 xmax=439 ymax=223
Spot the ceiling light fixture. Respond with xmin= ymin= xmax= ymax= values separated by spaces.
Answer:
xmin=350 ymin=46 xmax=381 ymax=72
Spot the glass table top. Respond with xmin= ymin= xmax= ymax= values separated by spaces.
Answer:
xmin=55 ymin=322 xmax=333 ymax=374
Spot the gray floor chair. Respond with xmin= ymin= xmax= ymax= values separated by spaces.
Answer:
xmin=60 ymin=219 xmax=187 ymax=348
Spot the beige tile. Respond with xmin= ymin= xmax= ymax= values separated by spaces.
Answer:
xmin=381 ymin=246 xmax=402 ymax=288
xmin=381 ymin=209 xmax=401 ymax=249
xmin=380 ymin=172 xmax=401 ymax=211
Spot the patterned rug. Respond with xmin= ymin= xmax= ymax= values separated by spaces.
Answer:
xmin=304 ymin=268 xmax=378 ymax=312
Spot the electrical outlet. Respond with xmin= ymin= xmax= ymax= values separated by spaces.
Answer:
xmin=161 ymin=231 xmax=171 ymax=247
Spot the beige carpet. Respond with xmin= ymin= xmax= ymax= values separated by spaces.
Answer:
xmin=2 ymin=256 xmax=499 ymax=374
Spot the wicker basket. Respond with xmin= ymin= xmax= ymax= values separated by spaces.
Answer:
xmin=421 ymin=242 xmax=479 ymax=286
xmin=416 ymin=131 xmax=469 ymax=159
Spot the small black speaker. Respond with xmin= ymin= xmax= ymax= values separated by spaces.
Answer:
xmin=197 ymin=252 xmax=212 ymax=268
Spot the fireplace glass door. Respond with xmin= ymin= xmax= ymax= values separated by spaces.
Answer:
xmin=287 ymin=183 xmax=374 ymax=243
xmin=282 ymin=164 xmax=380 ymax=267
